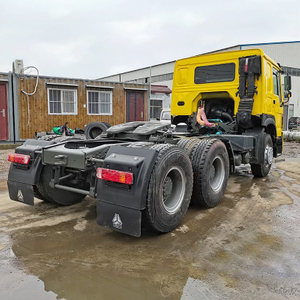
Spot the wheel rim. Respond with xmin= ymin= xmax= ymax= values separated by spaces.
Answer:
xmin=162 ymin=166 xmax=186 ymax=214
xmin=265 ymin=145 xmax=273 ymax=165
xmin=209 ymin=155 xmax=225 ymax=193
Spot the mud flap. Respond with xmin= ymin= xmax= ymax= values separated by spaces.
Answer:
xmin=97 ymin=201 xmax=142 ymax=237
xmin=7 ymin=180 xmax=34 ymax=206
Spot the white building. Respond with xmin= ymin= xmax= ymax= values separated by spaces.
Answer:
xmin=99 ymin=41 xmax=300 ymax=127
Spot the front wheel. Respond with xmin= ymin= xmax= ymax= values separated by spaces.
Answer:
xmin=251 ymin=133 xmax=273 ymax=177
xmin=144 ymin=144 xmax=193 ymax=233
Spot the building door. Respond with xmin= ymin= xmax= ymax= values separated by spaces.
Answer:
xmin=0 ymin=84 xmax=8 ymax=140
xmin=126 ymin=92 xmax=145 ymax=122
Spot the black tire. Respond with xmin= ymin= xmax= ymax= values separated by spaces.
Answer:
xmin=101 ymin=122 xmax=112 ymax=128
xmin=37 ymin=165 xmax=86 ymax=206
xmin=251 ymin=133 xmax=273 ymax=177
xmin=191 ymin=139 xmax=229 ymax=208
xmin=144 ymin=144 xmax=193 ymax=233
xmin=84 ymin=122 xmax=108 ymax=139
xmin=177 ymin=138 xmax=200 ymax=156
xmin=33 ymin=185 xmax=53 ymax=203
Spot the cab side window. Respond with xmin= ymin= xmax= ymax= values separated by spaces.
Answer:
xmin=273 ymin=69 xmax=279 ymax=96
xmin=273 ymin=68 xmax=282 ymax=101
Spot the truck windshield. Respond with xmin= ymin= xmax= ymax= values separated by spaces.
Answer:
xmin=194 ymin=63 xmax=235 ymax=84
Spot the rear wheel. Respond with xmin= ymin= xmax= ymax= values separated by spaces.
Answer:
xmin=177 ymin=138 xmax=200 ymax=156
xmin=33 ymin=185 xmax=54 ymax=203
xmin=37 ymin=165 xmax=86 ymax=206
xmin=191 ymin=139 xmax=229 ymax=208
xmin=144 ymin=144 xmax=193 ymax=233
xmin=251 ymin=133 xmax=273 ymax=177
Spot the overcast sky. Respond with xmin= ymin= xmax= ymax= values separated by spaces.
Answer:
xmin=0 ymin=0 xmax=299 ymax=79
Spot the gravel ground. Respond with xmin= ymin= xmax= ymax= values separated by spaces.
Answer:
xmin=0 ymin=149 xmax=13 ymax=181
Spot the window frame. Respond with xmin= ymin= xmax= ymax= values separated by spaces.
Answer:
xmin=150 ymin=98 xmax=163 ymax=119
xmin=273 ymin=68 xmax=282 ymax=102
xmin=86 ymin=90 xmax=113 ymax=116
xmin=47 ymin=87 xmax=78 ymax=115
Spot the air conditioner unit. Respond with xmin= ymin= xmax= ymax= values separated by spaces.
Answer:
xmin=13 ymin=59 xmax=24 ymax=74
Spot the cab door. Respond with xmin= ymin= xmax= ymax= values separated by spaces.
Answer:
xmin=272 ymin=68 xmax=283 ymax=136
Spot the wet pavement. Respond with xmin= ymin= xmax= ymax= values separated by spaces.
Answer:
xmin=0 ymin=158 xmax=300 ymax=299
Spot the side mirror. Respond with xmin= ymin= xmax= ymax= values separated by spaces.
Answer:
xmin=284 ymin=91 xmax=292 ymax=98
xmin=284 ymin=75 xmax=292 ymax=91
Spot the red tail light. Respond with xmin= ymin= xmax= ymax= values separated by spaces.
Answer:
xmin=97 ymin=168 xmax=133 ymax=185
xmin=8 ymin=153 xmax=30 ymax=165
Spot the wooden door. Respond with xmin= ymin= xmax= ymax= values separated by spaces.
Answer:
xmin=0 ymin=84 xmax=8 ymax=140
xmin=126 ymin=92 xmax=145 ymax=122
xmin=135 ymin=92 xmax=144 ymax=121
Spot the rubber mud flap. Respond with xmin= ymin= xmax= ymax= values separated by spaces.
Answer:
xmin=97 ymin=201 xmax=142 ymax=237
xmin=7 ymin=180 xmax=34 ymax=206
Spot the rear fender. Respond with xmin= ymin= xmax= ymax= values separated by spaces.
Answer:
xmin=7 ymin=139 xmax=55 ymax=205
xmin=8 ymin=139 xmax=55 ymax=185
xmin=97 ymin=145 xmax=158 ymax=237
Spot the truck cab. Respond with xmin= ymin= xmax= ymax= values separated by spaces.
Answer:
xmin=171 ymin=49 xmax=285 ymax=151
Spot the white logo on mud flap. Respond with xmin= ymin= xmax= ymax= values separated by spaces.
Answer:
xmin=112 ymin=213 xmax=123 ymax=230
xmin=17 ymin=190 xmax=24 ymax=202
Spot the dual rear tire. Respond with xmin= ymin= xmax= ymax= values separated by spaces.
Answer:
xmin=145 ymin=139 xmax=230 ymax=233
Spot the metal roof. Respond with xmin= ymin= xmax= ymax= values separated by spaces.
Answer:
xmin=151 ymin=85 xmax=172 ymax=94
xmin=98 ymin=41 xmax=300 ymax=79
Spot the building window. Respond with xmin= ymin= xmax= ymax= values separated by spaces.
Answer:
xmin=48 ymin=88 xmax=77 ymax=115
xmin=150 ymin=99 xmax=163 ymax=119
xmin=87 ymin=90 xmax=112 ymax=115
xmin=289 ymin=104 xmax=294 ymax=118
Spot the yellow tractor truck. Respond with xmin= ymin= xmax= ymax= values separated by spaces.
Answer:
xmin=7 ymin=49 xmax=291 ymax=237
xmin=172 ymin=48 xmax=290 ymax=177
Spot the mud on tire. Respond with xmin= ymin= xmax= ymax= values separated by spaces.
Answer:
xmin=144 ymin=144 xmax=193 ymax=233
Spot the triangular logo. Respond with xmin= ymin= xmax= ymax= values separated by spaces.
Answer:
xmin=112 ymin=213 xmax=122 ymax=229
xmin=17 ymin=190 xmax=24 ymax=202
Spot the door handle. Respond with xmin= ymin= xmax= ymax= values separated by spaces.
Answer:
xmin=273 ymin=100 xmax=276 ymax=104
xmin=1 ymin=109 xmax=5 ymax=117
xmin=141 ymin=111 xmax=144 ymax=118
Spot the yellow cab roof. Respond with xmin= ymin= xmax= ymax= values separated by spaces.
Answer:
xmin=175 ymin=48 xmax=281 ymax=71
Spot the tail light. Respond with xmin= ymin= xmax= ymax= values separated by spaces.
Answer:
xmin=8 ymin=153 xmax=30 ymax=165
xmin=97 ymin=168 xmax=133 ymax=185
